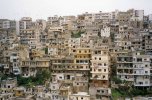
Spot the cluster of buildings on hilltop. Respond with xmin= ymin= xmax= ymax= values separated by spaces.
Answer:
xmin=0 ymin=9 xmax=152 ymax=100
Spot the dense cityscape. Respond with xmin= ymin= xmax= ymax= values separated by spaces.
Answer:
xmin=0 ymin=9 xmax=152 ymax=100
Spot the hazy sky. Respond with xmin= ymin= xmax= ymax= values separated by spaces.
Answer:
xmin=0 ymin=0 xmax=152 ymax=20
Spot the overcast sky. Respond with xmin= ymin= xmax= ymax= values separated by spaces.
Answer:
xmin=0 ymin=0 xmax=152 ymax=20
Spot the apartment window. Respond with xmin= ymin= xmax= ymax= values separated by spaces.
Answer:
xmin=67 ymin=75 xmax=70 ymax=79
xmin=145 ymin=81 xmax=148 ymax=84
xmin=98 ymin=69 xmax=101 ymax=72
xmin=79 ymin=50 xmax=81 ymax=53
xmin=134 ymin=65 xmax=136 ymax=68
xmin=97 ymin=90 xmax=100 ymax=93
xmin=76 ymin=60 xmax=79 ymax=63
xmin=14 ymin=63 xmax=16 ymax=66
xmin=99 ymin=58 xmax=101 ymax=60
xmin=103 ymin=52 xmax=107 ymax=55
xmin=85 ymin=60 xmax=88 ymax=63
xmin=145 ymin=71 xmax=148 ymax=74
xmin=104 ymin=69 xmax=106 ymax=72
xmin=102 ymin=90 xmax=104 ymax=93
xmin=98 ymin=63 xmax=102 ymax=66
xmin=13 ymin=59 xmax=17 ymax=62
xmin=80 ymin=66 xmax=83 ymax=69
xmin=137 ymin=58 xmax=142 ymax=62
xmin=104 ymin=63 xmax=107 ymax=66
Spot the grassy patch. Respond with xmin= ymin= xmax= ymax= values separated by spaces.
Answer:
xmin=112 ymin=87 xmax=152 ymax=99
xmin=71 ymin=31 xmax=85 ymax=38
xmin=112 ymin=88 xmax=124 ymax=100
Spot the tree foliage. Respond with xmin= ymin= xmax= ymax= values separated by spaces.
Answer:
xmin=112 ymin=76 xmax=122 ymax=84
xmin=45 ymin=48 xmax=48 ymax=54
xmin=71 ymin=31 xmax=85 ymax=38
xmin=110 ymin=32 xmax=115 ymax=42
xmin=17 ymin=70 xmax=51 ymax=87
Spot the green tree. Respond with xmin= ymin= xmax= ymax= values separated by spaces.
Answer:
xmin=34 ymin=70 xmax=51 ymax=85
xmin=112 ymin=76 xmax=122 ymax=84
xmin=110 ymin=32 xmax=115 ymax=42
xmin=45 ymin=47 xmax=48 ymax=54
xmin=71 ymin=31 xmax=85 ymax=38
xmin=17 ymin=70 xmax=51 ymax=86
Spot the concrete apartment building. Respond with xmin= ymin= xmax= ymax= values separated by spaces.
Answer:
xmin=116 ymin=51 xmax=134 ymax=82
xmin=0 ymin=45 xmax=29 ymax=75
xmin=133 ymin=51 xmax=152 ymax=88
xmin=47 ymin=15 xmax=60 ymax=27
xmin=117 ymin=11 xmax=131 ymax=26
xmin=89 ymin=38 xmax=111 ymax=100
xmin=128 ymin=9 xmax=144 ymax=29
xmin=19 ymin=17 xmax=42 ymax=49
xmin=21 ymin=58 xmax=50 ymax=77
xmin=73 ymin=47 xmax=91 ymax=92
xmin=50 ymin=57 xmax=74 ymax=100
xmin=50 ymin=47 xmax=91 ymax=100
xmin=20 ymin=28 xmax=41 ymax=49
xmin=47 ymin=26 xmax=66 ymax=56
xmin=0 ymin=78 xmax=17 ymax=100
xmin=142 ymin=31 xmax=152 ymax=54
xmin=69 ymin=92 xmax=90 ymax=100
xmin=64 ymin=38 xmax=81 ymax=55
xmin=100 ymin=25 xmax=111 ymax=37
xmin=0 ymin=19 xmax=17 ymax=31
xmin=131 ymin=34 xmax=143 ymax=51
xmin=19 ymin=17 xmax=33 ymax=30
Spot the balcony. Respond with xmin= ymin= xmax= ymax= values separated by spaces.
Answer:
xmin=133 ymin=72 xmax=150 ymax=75
xmin=117 ymin=72 xmax=133 ymax=75
xmin=90 ymin=71 xmax=108 ymax=74
xmin=90 ymin=65 xmax=108 ymax=68
xmin=134 ymin=83 xmax=151 ymax=87
xmin=117 ymin=66 xmax=133 ymax=69
xmin=75 ymin=58 xmax=90 ymax=60
xmin=90 ymin=76 xmax=108 ymax=80
xmin=117 ymin=61 xmax=133 ymax=63
xmin=3 ymin=65 xmax=9 ymax=69
xmin=90 ymin=59 xmax=110 ymax=63
xmin=62 ymin=80 xmax=73 ymax=84
xmin=96 ymin=88 xmax=111 ymax=96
